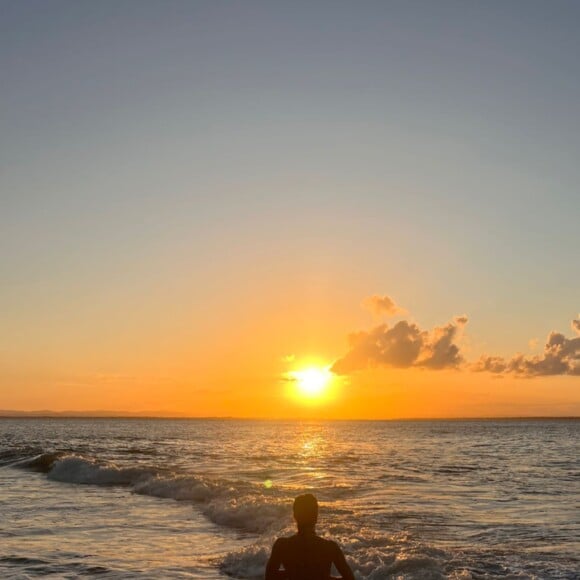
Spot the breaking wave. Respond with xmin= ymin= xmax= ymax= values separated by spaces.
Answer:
xmin=48 ymin=455 xmax=156 ymax=485
xmin=220 ymin=529 xmax=451 ymax=580
xmin=12 ymin=451 xmax=289 ymax=535
xmin=134 ymin=473 xmax=289 ymax=532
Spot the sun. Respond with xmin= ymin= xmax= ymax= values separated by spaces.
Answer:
xmin=289 ymin=367 xmax=333 ymax=399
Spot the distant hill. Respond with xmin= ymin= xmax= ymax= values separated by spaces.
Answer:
xmin=0 ymin=409 xmax=189 ymax=418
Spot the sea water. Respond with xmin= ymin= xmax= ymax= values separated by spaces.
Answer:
xmin=0 ymin=418 xmax=578 ymax=578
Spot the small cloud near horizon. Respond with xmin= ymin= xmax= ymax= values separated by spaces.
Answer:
xmin=362 ymin=294 xmax=406 ymax=317
xmin=473 ymin=318 xmax=580 ymax=377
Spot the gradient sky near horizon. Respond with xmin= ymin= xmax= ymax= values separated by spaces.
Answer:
xmin=1 ymin=0 xmax=579 ymax=418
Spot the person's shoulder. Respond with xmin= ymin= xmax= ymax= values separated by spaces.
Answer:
xmin=273 ymin=535 xmax=295 ymax=549
xmin=273 ymin=536 xmax=290 ymax=546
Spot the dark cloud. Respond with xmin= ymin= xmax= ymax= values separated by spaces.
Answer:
xmin=422 ymin=320 xmax=465 ymax=370
xmin=331 ymin=317 xmax=467 ymax=375
xmin=473 ymin=320 xmax=580 ymax=377
xmin=472 ymin=356 xmax=507 ymax=374
xmin=362 ymin=294 xmax=405 ymax=317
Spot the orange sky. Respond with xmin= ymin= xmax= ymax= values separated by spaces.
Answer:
xmin=2 ymin=292 xmax=578 ymax=418
xmin=2 ymin=364 xmax=579 ymax=419
xmin=2 ymin=2 xmax=579 ymax=418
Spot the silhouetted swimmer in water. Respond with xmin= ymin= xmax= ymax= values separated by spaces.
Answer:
xmin=265 ymin=494 xmax=355 ymax=580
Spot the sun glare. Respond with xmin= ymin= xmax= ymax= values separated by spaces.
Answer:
xmin=290 ymin=367 xmax=333 ymax=399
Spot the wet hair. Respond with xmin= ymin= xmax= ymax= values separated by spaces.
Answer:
xmin=293 ymin=493 xmax=318 ymax=528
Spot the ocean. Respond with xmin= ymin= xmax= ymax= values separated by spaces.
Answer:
xmin=0 ymin=418 xmax=578 ymax=579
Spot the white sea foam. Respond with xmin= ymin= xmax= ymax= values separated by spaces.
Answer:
xmin=133 ymin=474 xmax=219 ymax=502
xmin=202 ymin=496 xmax=289 ymax=533
xmin=220 ymin=544 xmax=271 ymax=579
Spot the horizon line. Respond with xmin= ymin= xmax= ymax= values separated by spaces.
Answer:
xmin=0 ymin=410 xmax=578 ymax=421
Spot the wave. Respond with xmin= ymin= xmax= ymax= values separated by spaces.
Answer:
xmin=3 ymin=451 xmax=65 ymax=472
xmin=135 ymin=474 xmax=289 ymax=533
xmin=0 ymin=447 xmax=46 ymax=467
xmin=14 ymin=452 xmax=160 ymax=485
xmin=220 ymin=544 xmax=271 ymax=579
xmin=134 ymin=473 xmax=220 ymax=501
xmin=13 ymin=452 xmax=290 ymax=535
xmin=48 ymin=455 xmax=156 ymax=485
xmin=203 ymin=496 xmax=289 ymax=534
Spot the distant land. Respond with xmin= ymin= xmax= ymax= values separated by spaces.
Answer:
xmin=0 ymin=409 xmax=190 ymax=418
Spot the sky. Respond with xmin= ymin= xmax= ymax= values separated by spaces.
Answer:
xmin=1 ymin=0 xmax=579 ymax=418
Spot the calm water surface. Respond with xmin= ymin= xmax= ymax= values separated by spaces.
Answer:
xmin=0 ymin=418 xmax=578 ymax=578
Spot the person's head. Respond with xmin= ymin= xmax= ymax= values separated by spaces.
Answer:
xmin=293 ymin=493 xmax=318 ymax=532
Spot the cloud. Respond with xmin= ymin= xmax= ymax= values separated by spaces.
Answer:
xmin=473 ymin=319 xmax=580 ymax=377
xmin=333 ymin=294 xmax=579 ymax=379
xmin=331 ymin=316 xmax=468 ymax=374
xmin=472 ymin=356 xmax=508 ymax=374
xmin=362 ymin=294 xmax=405 ymax=317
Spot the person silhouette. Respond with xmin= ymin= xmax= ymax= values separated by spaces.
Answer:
xmin=265 ymin=494 xmax=355 ymax=580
